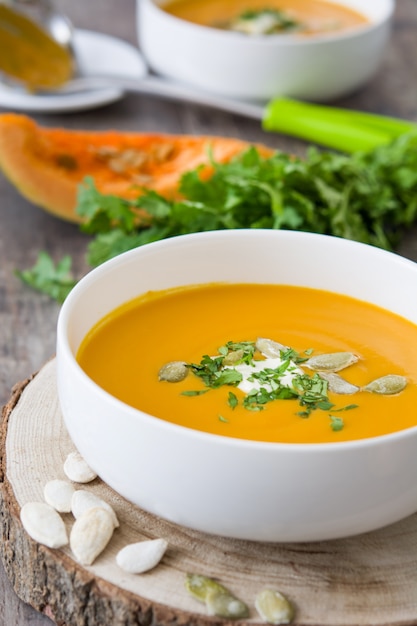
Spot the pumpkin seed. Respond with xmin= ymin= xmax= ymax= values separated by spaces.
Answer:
xmin=63 ymin=451 xmax=97 ymax=484
xmin=95 ymin=145 xmax=118 ymax=158
xmin=255 ymin=589 xmax=294 ymax=624
xmin=363 ymin=374 xmax=407 ymax=395
xmin=20 ymin=502 xmax=68 ymax=549
xmin=185 ymin=573 xmax=228 ymax=602
xmin=70 ymin=507 xmax=114 ymax=566
xmin=152 ymin=142 xmax=174 ymax=162
xmin=256 ymin=337 xmax=287 ymax=358
xmin=116 ymin=538 xmax=168 ymax=574
xmin=71 ymin=489 xmax=119 ymax=528
xmin=223 ymin=349 xmax=244 ymax=365
xmin=158 ymin=361 xmax=188 ymax=383
xmin=43 ymin=479 xmax=75 ymax=513
xmin=132 ymin=173 xmax=153 ymax=185
xmin=206 ymin=590 xmax=249 ymax=620
xmin=304 ymin=352 xmax=358 ymax=372
xmin=185 ymin=574 xmax=249 ymax=620
xmin=318 ymin=372 xmax=360 ymax=395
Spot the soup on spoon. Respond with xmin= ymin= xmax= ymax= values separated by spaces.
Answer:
xmin=0 ymin=4 xmax=74 ymax=90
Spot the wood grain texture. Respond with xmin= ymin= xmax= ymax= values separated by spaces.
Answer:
xmin=1 ymin=360 xmax=417 ymax=626
xmin=0 ymin=0 xmax=416 ymax=623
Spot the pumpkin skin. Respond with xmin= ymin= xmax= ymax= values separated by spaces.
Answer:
xmin=0 ymin=113 xmax=273 ymax=223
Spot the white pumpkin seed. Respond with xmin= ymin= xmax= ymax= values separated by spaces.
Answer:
xmin=20 ymin=502 xmax=68 ymax=549
xmin=43 ymin=479 xmax=75 ymax=513
xmin=71 ymin=489 xmax=119 ymax=528
xmin=116 ymin=538 xmax=168 ymax=574
xmin=255 ymin=589 xmax=294 ymax=624
xmin=256 ymin=338 xmax=288 ymax=358
xmin=158 ymin=361 xmax=188 ymax=382
xmin=63 ymin=451 xmax=97 ymax=483
xmin=363 ymin=374 xmax=407 ymax=395
xmin=304 ymin=352 xmax=358 ymax=372
xmin=206 ymin=590 xmax=249 ymax=620
xmin=70 ymin=507 xmax=114 ymax=565
xmin=318 ymin=372 xmax=360 ymax=395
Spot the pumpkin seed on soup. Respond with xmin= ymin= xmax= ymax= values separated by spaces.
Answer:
xmin=256 ymin=337 xmax=288 ymax=358
xmin=304 ymin=352 xmax=358 ymax=372
xmin=364 ymin=374 xmax=407 ymax=395
xmin=222 ymin=348 xmax=245 ymax=365
xmin=158 ymin=361 xmax=188 ymax=382
xmin=318 ymin=372 xmax=360 ymax=395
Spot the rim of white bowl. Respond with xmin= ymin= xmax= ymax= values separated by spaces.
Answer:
xmin=140 ymin=0 xmax=395 ymax=46
xmin=58 ymin=229 xmax=417 ymax=452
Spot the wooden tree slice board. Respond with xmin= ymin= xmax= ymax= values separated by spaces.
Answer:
xmin=1 ymin=360 xmax=417 ymax=626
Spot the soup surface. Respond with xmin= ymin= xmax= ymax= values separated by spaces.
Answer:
xmin=77 ymin=283 xmax=417 ymax=444
xmin=161 ymin=0 xmax=369 ymax=37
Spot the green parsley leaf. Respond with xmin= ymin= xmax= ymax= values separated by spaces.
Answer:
xmin=227 ymin=392 xmax=239 ymax=409
xmin=73 ymin=133 xmax=417 ymax=271
xmin=214 ymin=369 xmax=243 ymax=387
xmin=15 ymin=251 xmax=77 ymax=303
xmin=330 ymin=416 xmax=345 ymax=431
xmin=17 ymin=132 xmax=417 ymax=303
xmin=332 ymin=404 xmax=359 ymax=412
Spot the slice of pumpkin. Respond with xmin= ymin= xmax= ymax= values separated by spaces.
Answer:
xmin=0 ymin=113 xmax=273 ymax=223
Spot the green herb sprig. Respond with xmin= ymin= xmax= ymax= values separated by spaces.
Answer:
xmin=77 ymin=131 xmax=417 ymax=269
xmin=15 ymin=251 xmax=77 ymax=303
xmin=235 ymin=8 xmax=300 ymax=33
xmin=16 ymin=131 xmax=417 ymax=302
xmin=183 ymin=342 xmax=353 ymax=428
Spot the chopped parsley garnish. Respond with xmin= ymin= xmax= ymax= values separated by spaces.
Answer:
xmin=188 ymin=354 xmax=244 ymax=388
xmin=182 ymin=340 xmax=357 ymax=431
xmin=227 ymin=391 xmax=239 ymax=409
xmin=330 ymin=416 xmax=344 ymax=432
xmin=233 ymin=8 xmax=301 ymax=34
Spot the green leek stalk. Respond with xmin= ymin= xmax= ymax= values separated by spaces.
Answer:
xmin=262 ymin=98 xmax=417 ymax=153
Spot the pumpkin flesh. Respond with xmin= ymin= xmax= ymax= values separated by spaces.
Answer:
xmin=0 ymin=113 xmax=273 ymax=223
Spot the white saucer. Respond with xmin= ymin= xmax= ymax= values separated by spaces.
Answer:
xmin=0 ymin=30 xmax=148 ymax=113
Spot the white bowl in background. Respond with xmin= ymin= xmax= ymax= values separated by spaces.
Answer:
xmin=136 ymin=0 xmax=394 ymax=102
xmin=56 ymin=230 xmax=417 ymax=542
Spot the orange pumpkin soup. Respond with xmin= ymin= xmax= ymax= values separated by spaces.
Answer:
xmin=161 ymin=0 xmax=369 ymax=37
xmin=77 ymin=283 xmax=417 ymax=444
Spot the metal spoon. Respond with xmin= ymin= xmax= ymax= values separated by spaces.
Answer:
xmin=0 ymin=0 xmax=75 ymax=90
xmin=42 ymin=73 xmax=266 ymax=120
xmin=7 ymin=0 xmax=74 ymax=49
xmin=0 ymin=0 xmax=265 ymax=119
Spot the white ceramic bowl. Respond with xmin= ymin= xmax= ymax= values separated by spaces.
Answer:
xmin=137 ymin=0 xmax=394 ymax=101
xmin=56 ymin=230 xmax=417 ymax=542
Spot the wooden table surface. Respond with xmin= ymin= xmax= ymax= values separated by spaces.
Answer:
xmin=0 ymin=1 xmax=416 ymax=624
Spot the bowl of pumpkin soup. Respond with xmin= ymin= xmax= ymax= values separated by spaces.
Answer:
xmin=137 ymin=0 xmax=394 ymax=101
xmin=56 ymin=230 xmax=417 ymax=542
